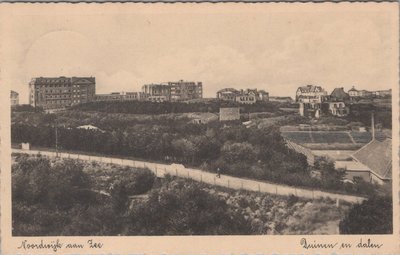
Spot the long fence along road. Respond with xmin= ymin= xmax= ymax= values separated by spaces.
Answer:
xmin=12 ymin=148 xmax=366 ymax=204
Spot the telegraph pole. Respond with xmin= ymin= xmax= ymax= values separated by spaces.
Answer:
xmin=55 ymin=119 xmax=59 ymax=157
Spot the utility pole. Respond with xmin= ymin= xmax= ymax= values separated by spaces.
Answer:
xmin=371 ymin=111 xmax=375 ymax=141
xmin=55 ymin=118 xmax=59 ymax=157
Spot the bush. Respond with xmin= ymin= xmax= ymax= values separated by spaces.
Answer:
xmin=339 ymin=196 xmax=392 ymax=234
xmin=128 ymin=179 xmax=252 ymax=235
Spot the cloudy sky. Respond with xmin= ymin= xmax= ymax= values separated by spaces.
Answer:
xmin=1 ymin=3 xmax=398 ymax=104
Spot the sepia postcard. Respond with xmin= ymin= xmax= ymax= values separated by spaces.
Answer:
xmin=0 ymin=2 xmax=399 ymax=255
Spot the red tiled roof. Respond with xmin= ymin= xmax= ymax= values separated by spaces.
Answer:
xmin=352 ymin=138 xmax=392 ymax=180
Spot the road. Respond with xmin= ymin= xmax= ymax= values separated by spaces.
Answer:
xmin=12 ymin=148 xmax=366 ymax=204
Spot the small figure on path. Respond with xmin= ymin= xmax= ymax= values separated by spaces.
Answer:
xmin=216 ymin=167 xmax=221 ymax=178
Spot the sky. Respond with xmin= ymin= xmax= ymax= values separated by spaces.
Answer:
xmin=1 ymin=3 xmax=398 ymax=104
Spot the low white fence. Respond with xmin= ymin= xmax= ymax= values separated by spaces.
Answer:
xmin=12 ymin=149 xmax=366 ymax=203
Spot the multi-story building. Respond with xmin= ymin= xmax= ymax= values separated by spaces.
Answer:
xmin=296 ymin=85 xmax=328 ymax=104
xmin=236 ymin=89 xmax=257 ymax=104
xmin=217 ymin=88 xmax=269 ymax=104
xmin=142 ymin=80 xmax=203 ymax=102
xmin=142 ymin=84 xmax=171 ymax=102
xmin=29 ymin=76 xmax=95 ymax=109
xmin=10 ymin=90 xmax=19 ymax=106
xmin=216 ymin=88 xmax=238 ymax=102
xmin=168 ymin=80 xmax=203 ymax=101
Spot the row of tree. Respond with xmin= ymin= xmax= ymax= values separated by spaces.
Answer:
xmin=70 ymin=100 xmax=280 ymax=114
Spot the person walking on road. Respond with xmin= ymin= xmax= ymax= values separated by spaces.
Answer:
xmin=216 ymin=167 xmax=221 ymax=178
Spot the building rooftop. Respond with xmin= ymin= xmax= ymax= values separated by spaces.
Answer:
xmin=297 ymin=85 xmax=325 ymax=93
xmin=352 ymin=138 xmax=392 ymax=180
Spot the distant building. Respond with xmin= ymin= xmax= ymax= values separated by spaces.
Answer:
xmin=10 ymin=90 xmax=19 ymax=106
xmin=142 ymin=84 xmax=171 ymax=102
xmin=236 ymin=89 xmax=257 ymax=104
xmin=217 ymin=88 xmax=239 ymax=102
xmin=216 ymin=88 xmax=269 ymax=104
xmin=296 ymin=85 xmax=328 ymax=104
xmin=29 ymin=76 xmax=95 ymax=109
xmin=77 ymin=124 xmax=105 ymax=133
xmin=330 ymin=87 xmax=350 ymax=102
xmin=95 ymin=91 xmax=145 ymax=102
xmin=324 ymin=102 xmax=349 ymax=117
xmin=373 ymin=89 xmax=392 ymax=98
xmin=348 ymin=86 xmax=375 ymax=99
xmin=269 ymin=96 xmax=294 ymax=103
xmin=219 ymin=107 xmax=240 ymax=121
xmin=95 ymin=92 xmax=125 ymax=101
xmin=299 ymin=103 xmax=322 ymax=119
xmin=168 ymin=80 xmax=203 ymax=101
xmin=142 ymin=80 xmax=202 ymax=102
xmin=348 ymin=86 xmax=359 ymax=98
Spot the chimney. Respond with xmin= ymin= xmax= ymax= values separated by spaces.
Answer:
xmin=371 ymin=112 xmax=375 ymax=140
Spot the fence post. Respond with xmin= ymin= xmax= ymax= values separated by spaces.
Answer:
xmin=88 ymin=155 xmax=90 ymax=161
xmin=275 ymin=186 xmax=278 ymax=195
xmin=258 ymin=184 xmax=261 ymax=192
xmin=187 ymin=172 xmax=189 ymax=178
xmin=110 ymin=158 xmax=112 ymax=163
xmin=241 ymin=181 xmax=243 ymax=190
xmin=200 ymin=174 xmax=202 ymax=183
xmin=68 ymin=153 xmax=70 ymax=159
xmin=175 ymin=168 xmax=178 ymax=176
xmin=144 ymin=162 xmax=146 ymax=168
xmin=155 ymin=166 xmax=158 ymax=176
xmin=312 ymin=190 xmax=315 ymax=199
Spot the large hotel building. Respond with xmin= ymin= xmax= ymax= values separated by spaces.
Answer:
xmin=29 ymin=76 xmax=96 ymax=109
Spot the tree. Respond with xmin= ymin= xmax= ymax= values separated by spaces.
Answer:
xmin=339 ymin=196 xmax=392 ymax=234
xmin=221 ymin=142 xmax=258 ymax=163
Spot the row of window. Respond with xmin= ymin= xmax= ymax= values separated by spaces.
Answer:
xmin=35 ymin=84 xmax=87 ymax=88
xmin=238 ymin=96 xmax=255 ymax=101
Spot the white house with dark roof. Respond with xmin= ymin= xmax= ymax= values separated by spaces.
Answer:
xmin=296 ymin=85 xmax=328 ymax=104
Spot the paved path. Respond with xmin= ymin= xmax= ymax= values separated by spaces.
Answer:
xmin=12 ymin=149 xmax=366 ymax=204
